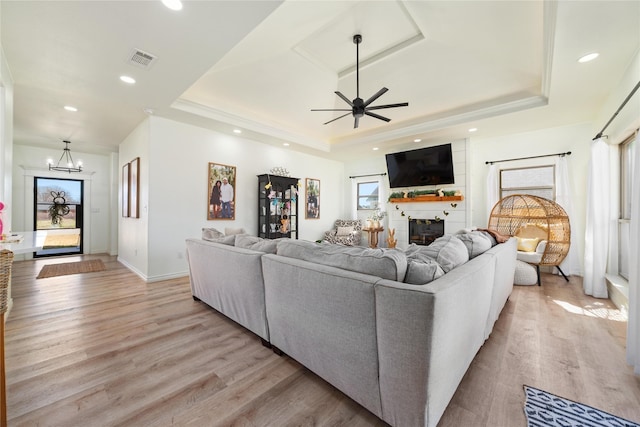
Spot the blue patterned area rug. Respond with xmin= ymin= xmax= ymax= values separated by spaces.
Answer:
xmin=524 ymin=385 xmax=640 ymax=427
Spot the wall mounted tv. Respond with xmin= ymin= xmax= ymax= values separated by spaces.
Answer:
xmin=385 ymin=143 xmax=455 ymax=188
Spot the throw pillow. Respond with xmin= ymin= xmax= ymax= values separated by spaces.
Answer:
xmin=235 ymin=235 xmax=278 ymax=254
xmin=517 ymin=237 xmax=540 ymax=252
xmin=202 ymin=227 xmax=224 ymax=240
xmin=404 ymin=252 xmax=445 ymax=285
xmin=405 ymin=235 xmax=469 ymax=273
xmin=336 ymin=226 xmax=355 ymax=236
xmin=204 ymin=235 xmax=236 ymax=245
xmin=455 ymin=231 xmax=493 ymax=258
xmin=225 ymin=227 xmax=246 ymax=236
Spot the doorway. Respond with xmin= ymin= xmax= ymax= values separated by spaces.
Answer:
xmin=34 ymin=177 xmax=84 ymax=257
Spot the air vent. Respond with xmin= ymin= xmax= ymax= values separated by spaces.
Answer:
xmin=127 ymin=49 xmax=157 ymax=69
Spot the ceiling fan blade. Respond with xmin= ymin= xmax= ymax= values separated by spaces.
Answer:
xmin=335 ymin=91 xmax=353 ymax=106
xmin=363 ymin=87 xmax=388 ymax=107
xmin=311 ymin=108 xmax=352 ymax=112
xmin=365 ymin=111 xmax=391 ymax=122
xmin=366 ymin=102 xmax=409 ymax=110
xmin=323 ymin=112 xmax=352 ymax=125
xmin=354 ymin=116 xmax=360 ymax=129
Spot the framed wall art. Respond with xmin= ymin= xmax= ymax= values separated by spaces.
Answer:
xmin=129 ymin=157 xmax=140 ymax=218
xmin=122 ymin=162 xmax=130 ymax=217
xmin=208 ymin=162 xmax=236 ymax=220
xmin=305 ymin=178 xmax=320 ymax=219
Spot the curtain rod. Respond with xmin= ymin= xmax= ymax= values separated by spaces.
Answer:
xmin=485 ymin=151 xmax=571 ymax=165
xmin=593 ymin=80 xmax=640 ymax=140
xmin=349 ymin=172 xmax=387 ymax=179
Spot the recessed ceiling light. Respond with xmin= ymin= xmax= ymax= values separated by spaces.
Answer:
xmin=283 ymin=143 xmax=290 ymax=147
xmin=162 ymin=0 xmax=183 ymax=11
xmin=578 ymin=53 xmax=599 ymax=63
xmin=468 ymin=128 xmax=478 ymax=132
xmin=120 ymin=75 xmax=136 ymax=84
xmin=414 ymin=139 xmax=421 ymax=143
xmin=372 ymin=147 xmax=379 ymax=151
xmin=143 ymin=108 xmax=154 ymax=115
xmin=64 ymin=105 xmax=78 ymax=112
xmin=233 ymin=129 xmax=242 ymax=134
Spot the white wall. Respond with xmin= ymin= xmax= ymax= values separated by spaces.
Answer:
xmin=1 ymin=44 xmax=14 ymax=231
xmin=470 ymin=122 xmax=592 ymax=274
xmin=11 ymin=144 xmax=116 ymax=256
xmin=119 ymin=116 xmax=345 ymax=281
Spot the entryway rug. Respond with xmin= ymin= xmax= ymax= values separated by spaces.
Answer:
xmin=524 ymin=385 xmax=640 ymax=427
xmin=42 ymin=233 xmax=81 ymax=249
xmin=37 ymin=259 xmax=106 ymax=279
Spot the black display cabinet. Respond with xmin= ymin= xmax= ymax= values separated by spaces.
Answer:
xmin=257 ymin=174 xmax=299 ymax=239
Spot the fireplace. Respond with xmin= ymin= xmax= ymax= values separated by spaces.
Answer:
xmin=409 ymin=218 xmax=445 ymax=246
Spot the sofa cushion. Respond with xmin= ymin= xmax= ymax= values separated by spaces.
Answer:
xmin=202 ymin=227 xmax=225 ymax=240
xmin=225 ymin=227 xmax=247 ymax=236
xmin=404 ymin=252 xmax=445 ymax=285
xmin=277 ymin=239 xmax=407 ymax=281
xmin=405 ymin=235 xmax=469 ymax=273
xmin=235 ymin=235 xmax=278 ymax=254
xmin=203 ymin=234 xmax=237 ymax=245
xmin=455 ymin=231 xmax=493 ymax=258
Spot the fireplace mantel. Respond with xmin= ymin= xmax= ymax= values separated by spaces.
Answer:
xmin=389 ymin=195 xmax=463 ymax=203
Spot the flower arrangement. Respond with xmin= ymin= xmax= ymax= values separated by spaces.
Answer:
xmin=368 ymin=207 xmax=387 ymax=221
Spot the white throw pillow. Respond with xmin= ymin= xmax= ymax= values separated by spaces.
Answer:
xmin=336 ymin=226 xmax=355 ymax=236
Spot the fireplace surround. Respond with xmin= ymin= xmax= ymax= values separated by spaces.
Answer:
xmin=408 ymin=218 xmax=445 ymax=246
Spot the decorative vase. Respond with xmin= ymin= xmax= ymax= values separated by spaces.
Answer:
xmin=373 ymin=220 xmax=380 ymax=229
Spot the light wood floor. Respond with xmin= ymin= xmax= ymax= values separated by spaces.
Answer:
xmin=4 ymin=254 xmax=640 ymax=426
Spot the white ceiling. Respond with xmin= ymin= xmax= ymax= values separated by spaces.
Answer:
xmin=2 ymin=0 xmax=639 ymax=159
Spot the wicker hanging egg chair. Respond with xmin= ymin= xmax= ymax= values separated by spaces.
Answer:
xmin=488 ymin=194 xmax=570 ymax=282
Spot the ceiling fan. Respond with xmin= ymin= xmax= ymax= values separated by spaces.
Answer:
xmin=311 ymin=34 xmax=409 ymax=129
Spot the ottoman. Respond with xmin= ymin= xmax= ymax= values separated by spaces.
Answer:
xmin=514 ymin=260 xmax=538 ymax=286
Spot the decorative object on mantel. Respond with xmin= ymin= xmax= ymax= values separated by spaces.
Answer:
xmin=48 ymin=140 xmax=83 ymax=173
xmin=387 ymin=228 xmax=397 ymax=249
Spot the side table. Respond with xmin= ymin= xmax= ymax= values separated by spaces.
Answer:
xmin=362 ymin=227 xmax=384 ymax=248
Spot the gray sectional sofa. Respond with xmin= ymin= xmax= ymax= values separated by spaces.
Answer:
xmin=185 ymin=231 xmax=517 ymax=427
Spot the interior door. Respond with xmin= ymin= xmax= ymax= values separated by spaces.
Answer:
xmin=34 ymin=177 xmax=84 ymax=257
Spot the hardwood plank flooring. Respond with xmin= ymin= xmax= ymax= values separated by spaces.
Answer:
xmin=4 ymin=254 xmax=640 ymax=426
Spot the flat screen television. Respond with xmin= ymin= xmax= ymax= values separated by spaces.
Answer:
xmin=385 ymin=143 xmax=455 ymax=188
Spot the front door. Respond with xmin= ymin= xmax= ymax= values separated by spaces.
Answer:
xmin=34 ymin=177 xmax=83 ymax=257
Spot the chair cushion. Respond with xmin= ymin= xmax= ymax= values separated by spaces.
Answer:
xmin=337 ymin=226 xmax=355 ymax=236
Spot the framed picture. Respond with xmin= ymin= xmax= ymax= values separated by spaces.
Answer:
xmin=130 ymin=157 xmax=140 ymax=218
xmin=208 ymin=162 xmax=236 ymax=220
xmin=122 ymin=162 xmax=130 ymax=217
xmin=305 ymin=178 xmax=320 ymax=219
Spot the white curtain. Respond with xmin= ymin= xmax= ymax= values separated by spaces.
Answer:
xmin=627 ymin=132 xmax=640 ymax=374
xmin=583 ymin=138 xmax=611 ymax=298
xmin=556 ymin=155 xmax=579 ymax=276
xmin=486 ymin=163 xmax=499 ymax=220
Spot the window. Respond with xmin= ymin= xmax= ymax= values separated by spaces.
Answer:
xmin=618 ymin=134 xmax=636 ymax=280
xmin=357 ymin=181 xmax=379 ymax=210
xmin=500 ymin=165 xmax=555 ymax=200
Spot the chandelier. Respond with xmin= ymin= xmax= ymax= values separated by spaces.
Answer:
xmin=48 ymin=140 xmax=82 ymax=173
